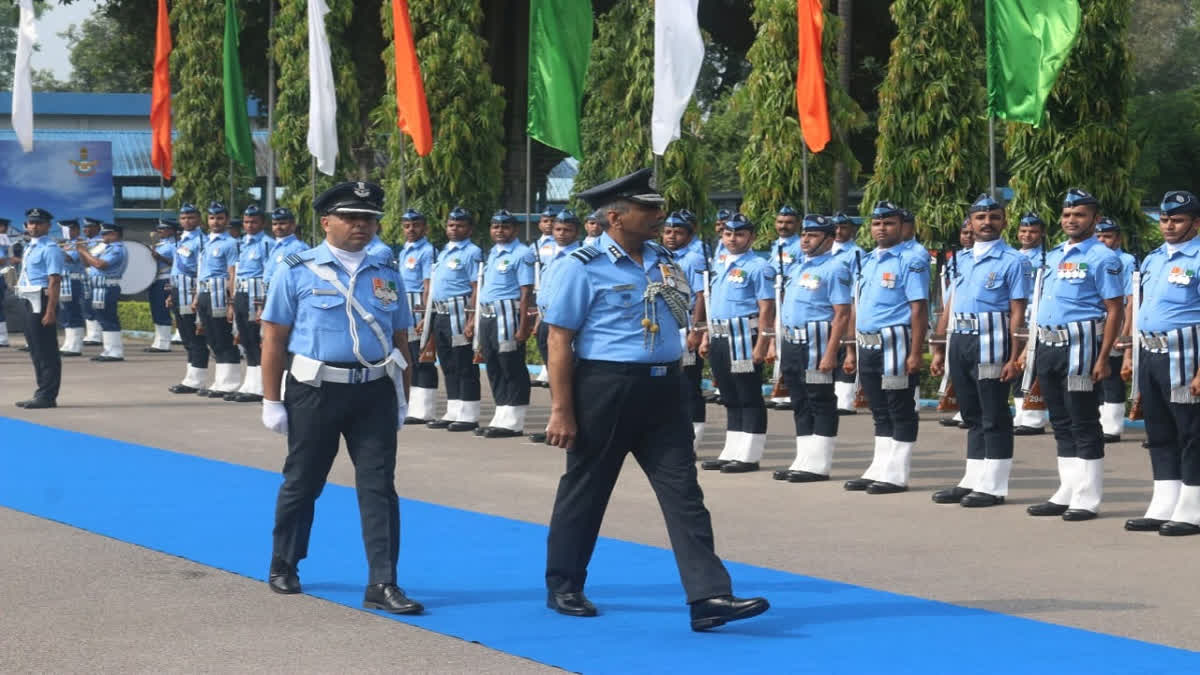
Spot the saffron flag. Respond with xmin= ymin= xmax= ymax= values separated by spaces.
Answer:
xmin=527 ymin=0 xmax=592 ymax=159
xmin=223 ymin=0 xmax=255 ymax=172
xmin=12 ymin=0 xmax=36 ymax=152
xmin=391 ymin=0 xmax=432 ymax=156
xmin=986 ymin=0 xmax=1081 ymax=126
xmin=796 ymin=0 xmax=831 ymax=153
xmin=151 ymin=0 xmax=173 ymax=179
xmin=651 ymin=0 xmax=704 ymax=156
xmin=307 ymin=0 xmax=338 ymax=174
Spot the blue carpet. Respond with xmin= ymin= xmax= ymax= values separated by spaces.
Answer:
xmin=0 ymin=417 xmax=1188 ymax=673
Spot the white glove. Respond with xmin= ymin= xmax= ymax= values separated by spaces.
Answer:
xmin=262 ymin=399 xmax=288 ymax=435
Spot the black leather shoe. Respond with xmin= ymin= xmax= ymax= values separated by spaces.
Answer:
xmin=426 ymin=419 xmax=452 ymax=429
xmin=363 ymin=583 xmax=424 ymax=614
xmin=234 ymin=393 xmax=262 ymax=403
xmin=169 ymin=384 xmax=199 ymax=394
xmin=223 ymin=392 xmax=240 ymax=401
xmin=91 ymin=355 xmax=124 ymax=362
xmin=932 ymin=486 xmax=972 ymax=504
xmin=547 ymin=591 xmax=597 ymax=617
xmin=771 ymin=469 xmax=790 ymax=480
xmin=774 ymin=402 xmax=793 ymax=411
xmin=1027 ymin=501 xmax=1069 ymax=516
xmin=59 ymin=351 xmax=82 ymax=357
xmin=15 ymin=399 xmax=32 ymax=408
xmin=1159 ymin=521 xmax=1200 ymax=537
xmin=483 ymin=427 xmax=523 ymax=439
xmin=843 ymin=477 xmax=873 ymax=491
xmin=957 ymin=421 xmax=970 ymax=429
xmin=195 ymin=389 xmax=211 ymax=397
xmin=473 ymin=426 xmax=487 ymax=436
xmin=267 ymin=558 xmax=300 ymax=595
xmin=689 ymin=595 xmax=769 ymax=631
xmin=786 ymin=471 xmax=829 ymax=483
xmin=837 ymin=408 xmax=856 ymax=416
xmin=207 ymin=390 xmax=230 ymax=398
xmin=866 ymin=481 xmax=907 ymax=494
xmin=961 ymin=491 xmax=1005 ymax=507
xmin=938 ymin=418 xmax=960 ymax=427
xmin=764 ymin=400 xmax=777 ymax=409
xmin=1125 ymin=517 xmax=1167 ymax=531
xmin=700 ymin=459 xmax=730 ymax=471
xmin=448 ymin=421 xmax=478 ymax=432
xmin=21 ymin=398 xmax=56 ymax=409
xmin=528 ymin=432 xmax=548 ymax=443
xmin=17 ymin=345 xmax=31 ymax=352
xmin=1013 ymin=425 xmax=1045 ymax=436
xmin=720 ymin=461 xmax=759 ymax=473
xmin=403 ymin=416 xmax=428 ymax=425
xmin=1062 ymin=508 xmax=1097 ymax=521
xmin=143 ymin=346 xmax=171 ymax=353
xmin=1103 ymin=434 xmax=1120 ymax=444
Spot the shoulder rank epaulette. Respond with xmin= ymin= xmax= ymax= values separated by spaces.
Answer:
xmin=571 ymin=246 xmax=603 ymax=263
xmin=284 ymin=253 xmax=308 ymax=268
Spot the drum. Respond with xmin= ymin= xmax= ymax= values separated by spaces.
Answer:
xmin=119 ymin=241 xmax=157 ymax=295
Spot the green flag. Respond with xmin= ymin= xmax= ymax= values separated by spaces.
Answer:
xmin=223 ymin=0 xmax=255 ymax=172
xmin=527 ymin=0 xmax=592 ymax=159
xmin=986 ymin=0 xmax=1081 ymax=126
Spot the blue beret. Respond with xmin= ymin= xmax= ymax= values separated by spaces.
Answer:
xmin=491 ymin=209 xmax=516 ymax=224
xmin=155 ymin=219 xmax=178 ymax=230
xmin=447 ymin=206 xmax=473 ymax=222
xmin=777 ymin=205 xmax=799 ymax=217
xmin=58 ymin=218 xmax=80 ymax=228
xmin=677 ymin=209 xmax=698 ymax=226
xmin=1095 ymin=217 xmax=1120 ymax=233
xmin=871 ymin=200 xmax=902 ymax=219
xmin=0 ymin=218 xmax=10 ymax=227
xmin=179 ymin=202 xmax=199 ymax=214
xmin=556 ymin=209 xmax=580 ymax=225
xmin=82 ymin=217 xmax=103 ymax=228
xmin=25 ymin=207 xmax=52 ymax=222
xmin=229 ymin=219 xmax=243 ymax=228
xmin=207 ymin=201 xmax=228 ymax=215
xmin=802 ymin=213 xmax=835 ymax=234
xmin=961 ymin=217 xmax=971 ymax=229
xmin=271 ymin=207 xmax=295 ymax=221
xmin=1019 ymin=212 xmax=1045 ymax=227
xmin=969 ymin=193 xmax=1004 ymax=213
xmin=664 ymin=211 xmax=693 ymax=231
xmin=1161 ymin=190 xmax=1200 ymax=216
xmin=716 ymin=209 xmax=733 ymax=222
xmin=901 ymin=209 xmax=916 ymax=225
xmin=540 ymin=206 xmax=559 ymax=218
xmin=575 ymin=168 xmax=664 ymax=210
xmin=314 ymin=181 xmax=384 ymax=216
xmin=1063 ymin=188 xmax=1099 ymax=208
xmin=725 ymin=213 xmax=754 ymax=231
xmin=586 ymin=210 xmax=601 ymax=222
xmin=401 ymin=209 xmax=425 ymax=222
xmin=832 ymin=212 xmax=857 ymax=227
xmin=242 ymin=203 xmax=263 ymax=217
xmin=99 ymin=223 xmax=122 ymax=234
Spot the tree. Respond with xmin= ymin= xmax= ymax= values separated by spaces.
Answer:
xmin=1006 ymin=0 xmax=1144 ymax=246
xmin=59 ymin=15 xmax=152 ymax=93
xmin=860 ymin=0 xmax=987 ymax=246
xmin=376 ymin=0 xmax=507 ymax=245
xmin=1 ymin=1 xmax=50 ymax=91
xmin=170 ymin=0 xmax=253 ymax=209
xmin=574 ymin=0 xmax=709 ymax=221
xmin=736 ymin=0 xmax=866 ymax=240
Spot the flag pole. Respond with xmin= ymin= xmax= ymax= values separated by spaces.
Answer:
xmin=524 ymin=134 xmax=532 ymax=243
xmin=802 ymin=141 xmax=810 ymax=214
xmin=265 ymin=0 xmax=276 ymax=212
xmin=310 ymin=156 xmax=317 ymax=244
xmin=399 ymin=132 xmax=408 ymax=213
xmin=988 ymin=115 xmax=997 ymax=199
xmin=229 ymin=157 xmax=235 ymax=214
xmin=159 ymin=174 xmax=165 ymax=221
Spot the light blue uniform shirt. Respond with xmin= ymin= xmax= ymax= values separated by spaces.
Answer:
xmin=1036 ymin=238 xmax=1124 ymax=326
xmin=1138 ymin=238 xmax=1200 ymax=333
xmin=535 ymin=234 xmax=556 ymax=268
xmin=398 ymin=237 xmax=435 ymax=293
xmin=264 ymin=235 xmax=309 ymax=285
xmin=669 ymin=247 xmax=706 ymax=305
xmin=61 ymin=237 xmax=85 ymax=274
xmin=856 ymin=246 xmax=930 ymax=332
xmin=16 ymin=237 xmax=65 ymax=287
xmin=770 ymin=235 xmax=802 ymax=275
xmin=948 ymin=242 xmax=1031 ymax=314
xmin=431 ymin=239 xmax=483 ymax=301
xmin=480 ymin=240 xmax=535 ymax=303
xmin=236 ymin=232 xmax=270 ymax=279
xmin=91 ymin=241 xmax=128 ymax=279
xmin=685 ymin=236 xmax=705 ymax=257
xmin=199 ymin=232 xmax=238 ymax=282
xmin=1112 ymin=248 xmax=1135 ymax=297
xmin=782 ymin=251 xmax=852 ymax=326
xmin=365 ymin=235 xmax=395 ymax=266
xmin=263 ymin=242 xmax=413 ymax=363
xmin=172 ymin=229 xmax=204 ymax=277
xmin=154 ymin=238 xmax=177 ymax=277
xmin=833 ymin=239 xmax=864 ymax=266
xmin=542 ymin=233 xmax=688 ymax=363
xmin=709 ymin=252 xmax=775 ymax=321
xmin=541 ymin=241 xmax=582 ymax=289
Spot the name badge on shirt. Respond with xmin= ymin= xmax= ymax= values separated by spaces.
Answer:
xmin=373 ymin=277 xmax=399 ymax=304
xmin=880 ymin=272 xmax=896 ymax=288
xmin=1169 ymin=266 xmax=1194 ymax=285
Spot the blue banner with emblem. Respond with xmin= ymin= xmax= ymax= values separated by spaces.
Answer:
xmin=0 ymin=141 xmax=114 ymax=234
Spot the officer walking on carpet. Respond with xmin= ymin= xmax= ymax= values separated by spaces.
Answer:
xmin=14 ymin=209 xmax=65 ymax=408
xmin=929 ymin=195 xmax=1030 ymax=507
xmin=541 ymin=168 xmax=768 ymax=631
xmin=427 ymin=207 xmax=483 ymax=431
xmin=259 ymin=181 xmax=420 ymax=614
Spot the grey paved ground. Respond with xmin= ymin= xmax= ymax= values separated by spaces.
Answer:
xmin=2 ymin=335 xmax=1198 ymax=672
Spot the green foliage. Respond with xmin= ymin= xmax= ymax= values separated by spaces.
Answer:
xmin=861 ymin=0 xmax=987 ymax=247
xmin=61 ymin=14 xmax=152 ymax=93
xmin=1131 ymin=88 xmax=1200 ymax=209
xmin=118 ymin=301 xmax=153 ymax=332
xmin=376 ymin=0 xmax=506 ymax=247
xmin=574 ymin=0 xmax=709 ymax=219
xmin=737 ymin=0 xmax=867 ymax=241
xmin=1005 ymin=0 xmax=1145 ymax=247
xmin=171 ymin=0 xmax=252 ymax=210
xmin=698 ymin=86 xmax=750 ymax=194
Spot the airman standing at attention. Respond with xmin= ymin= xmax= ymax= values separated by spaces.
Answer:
xmin=427 ymin=207 xmax=484 ymax=431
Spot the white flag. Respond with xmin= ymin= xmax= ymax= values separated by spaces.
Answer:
xmin=651 ymin=0 xmax=704 ymax=156
xmin=306 ymin=0 xmax=338 ymax=175
xmin=12 ymin=0 xmax=37 ymax=153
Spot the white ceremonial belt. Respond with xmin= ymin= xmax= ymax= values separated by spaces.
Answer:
xmin=290 ymin=354 xmax=390 ymax=385
xmin=1139 ymin=331 xmax=1171 ymax=354
xmin=479 ymin=304 xmax=498 ymax=318
xmin=235 ymin=278 xmax=263 ymax=292
xmin=952 ymin=316 xmax=979 ymax=334
xmin=94 ymin=278 xmax=122 ymax=287
xmin=198 ymin=279 xmax=220 ymax=290
xmin=1038 ymin=326 xmax=1070 ymax=345
xmin=856 ymin=331 xmax=883 ymax=349
xmin=782 ymin=326 xmax=808 ymax=344
xmin=155 ymin=272 xmax=171 ymax=281
xmin=433 ymin=296 xmax=470 ymax=313
xmin=710 ymin=317 xmax=759 ymax=338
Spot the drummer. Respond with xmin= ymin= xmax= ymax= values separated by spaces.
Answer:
xmin=75 ymin=223 xmax=129 ymax=362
